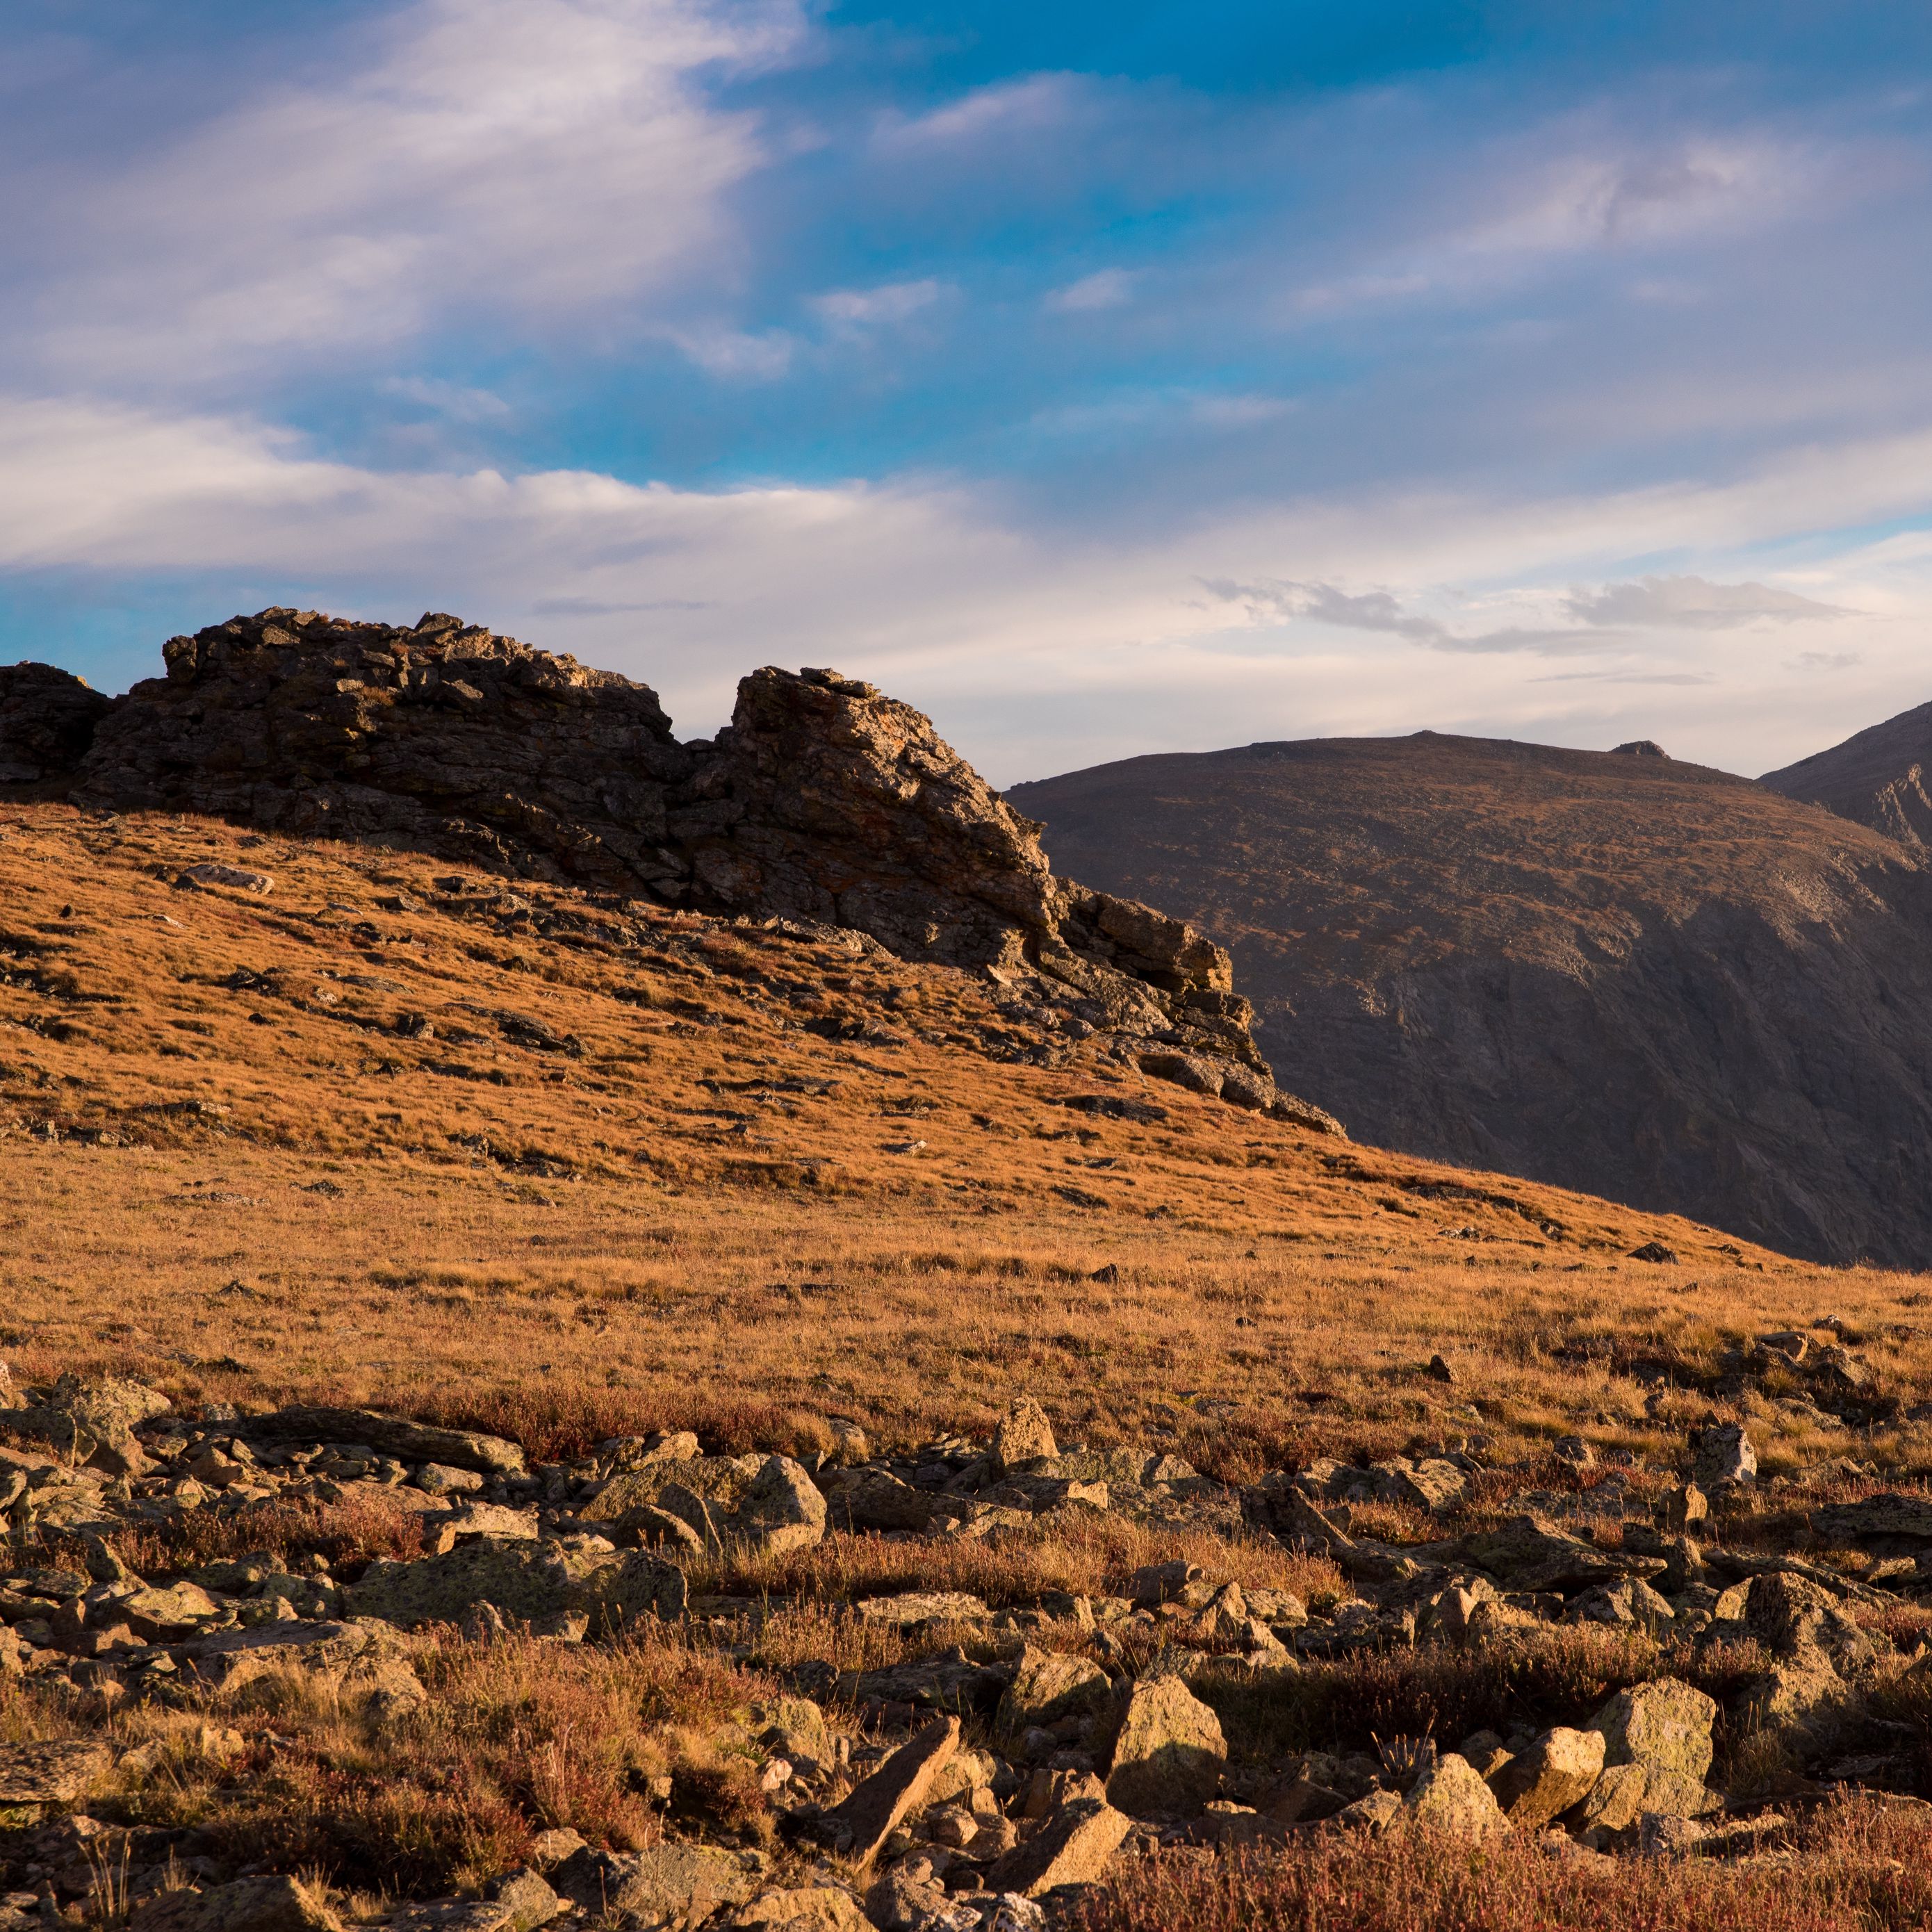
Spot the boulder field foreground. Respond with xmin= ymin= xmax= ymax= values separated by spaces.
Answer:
xmin=0 ymin=1370 xmax=1929 ymax=1932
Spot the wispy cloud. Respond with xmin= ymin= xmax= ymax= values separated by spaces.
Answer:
xmin=16 ymin=0 xmax=804 ymax=387
xmin=1046 ymin=269 xmax=1138 ymax=313
xmin=1199 ymin=578 xmax=1624 ymax=655
xmin=809 ymin=279 xmax=948 ymax=333
xmin=380 ymin=375 xmax=512 ymax=423
xmin=1566 ymin=573 xmax=1850 ymax=627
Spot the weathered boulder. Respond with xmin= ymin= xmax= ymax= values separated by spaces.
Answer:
xmin=819 ymin=1715 xmax=960 ymax=1868
xmin=999 ymin=1646 xmax=1113 ymax=1731
xmin=1464 ymin=1516 xmax=1667 ymax=1595
xmin=1404 ymin=1753 xmax=1507 ymax=1837
xmin=0 ymin=663 xmax=110 ymax=784
xmin=0 ymin=1375 xmax=171 ymax=1477
xmin=1740 ymin=1571 xmax=1874 ymax=1674
xmin=984 ymin=1797 xmax=1133 ymax=1897
xmin=1587 ymin=1678 xmax=1717 ymax=1784
xmin=1811 ymin=1493 xmax=1932 ymax=1543
xmin=129 ymin=1878 xmax=341 ymax=1932
xmin=1489 ymin=1727 xmax=1605 ymax=1828
xmin=721 ymin=1888 xmax=869 ymax=1931
xmin=990 ymin=1398 xmax=1058 ymax=1473
xmin=0 ymin=1739 xmax=112 ymax=1804
xmin=254 ymin=1406 xmax=525 ymax=1475
xmin=548 ymin=1844 xmax=769 ymax=1921
xmin=1106 ymin=1673 xmax=1227 ymax=1817
xmin=343 ymin=1541 xmax=685 ymax=1631
xmin=1693 ymin=1425 xmax=1757 ymax=1492
xmin=582 ymin=1455 xmax=824 ymax=1555
xmin=819 ymin=1469 xmax=938 ymax=1534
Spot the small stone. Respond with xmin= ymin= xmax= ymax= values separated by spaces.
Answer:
xmin=1426 ymin=1354 xmax=1455 ymax=1384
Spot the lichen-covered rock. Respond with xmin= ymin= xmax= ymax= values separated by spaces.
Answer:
xmin=581 ymin=1453 xmax=824 ymax=1555
xmin=1693 ymin=1424 xmax=1757 ymax=1492
xmin=1488 ymin=1727 xmax=1605 ymax=1828
xmin=129 ymin=1876 xmax=341 ymax=1932
xmin=999 ymin=1646 xmax=1113 ymax=1730
xmin=1587 ymin=1678 xmax=1717 ymax=1784
xmin=1106 ymin=1673 xmax=1226 ymax=1817
xmin=1465 ymin=1515 xmax=1668 ymax=1594
xmin=343 ymin=1540 xmax=685 ymax=1631
xmin=254 ymin=1406 xmax=525 ymax=1475
xmin=990 ymin=1397 xmax=1057 ymax=1473
xmin=548 ymin=1843 xmax=768 ymax=1921
xmin=1404 ymin=1752 xmax=1507 ymax=1837
xmin=985 ymin=1797 xmax=1133 ymax=1897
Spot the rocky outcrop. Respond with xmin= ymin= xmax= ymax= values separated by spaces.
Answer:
xmin=0 ymin=663 xmax=110 ymax=784
xmin=2 ymin=608 xmax=1321 ymax=1118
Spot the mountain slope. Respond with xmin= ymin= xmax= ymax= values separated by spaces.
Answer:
xmin=1762 ymin=695 xmax=1932 ymax=849
xmin=1011 ymin=732 xmax=1932 ymax=1266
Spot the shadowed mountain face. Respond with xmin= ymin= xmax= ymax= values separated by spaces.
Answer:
xmin=1762 ymin=698 xmax=1932 ymax=850
xmin=1011 ymin=732 xmax=1932 ymax=1266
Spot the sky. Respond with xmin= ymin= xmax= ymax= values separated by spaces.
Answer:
xmin=3 ymin=1 xmax=1931 ymax=785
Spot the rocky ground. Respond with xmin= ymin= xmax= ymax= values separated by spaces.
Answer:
xmin=2 ymin=1361 xmax=1932 ymax=1932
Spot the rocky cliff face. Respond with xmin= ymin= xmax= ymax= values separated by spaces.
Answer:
xmin=1 ymin=609 xmax=1325 ymax=1127
xmin=1013 ymin=731 xmax=1932 ymax=1266
xmin=1761 ymin=698 xmax=1932 ymax=850
xmin=0 ymin=662 xmax=110 ymax=784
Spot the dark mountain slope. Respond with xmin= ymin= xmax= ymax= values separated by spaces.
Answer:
xmin=1762 ymin=697 xmax=1932 ymax=849
xmin=1011 ymin=732 xmax=1932 ymax=1266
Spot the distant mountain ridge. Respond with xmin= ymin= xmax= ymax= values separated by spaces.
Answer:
xmin=1012 ymin=728 xmax=1932 ymax=1266
xmin=1762 ymin=697 xmax=1932 ymax=849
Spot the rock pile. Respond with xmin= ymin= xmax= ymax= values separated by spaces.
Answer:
xmin=0 ymin=1373 xmax=1925 ymax=1928
xmin=0 ymin=612 xmax=1334 ymax=1127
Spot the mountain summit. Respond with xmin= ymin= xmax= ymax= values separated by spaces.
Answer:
xmin=1013 ymin=728 xmax=1932 ymax=1266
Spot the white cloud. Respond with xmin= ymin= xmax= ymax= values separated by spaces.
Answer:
xmin=19 ymin=0 xmax=804 ymax=387
xmin=808 ymin=279 xmax=947 ymax=332
xmin=1566 ymin=573 xmax=1849 ymax=628
xmin=380 ymin=376 xmax=513 ymax=423
xmin=3 ymin=388 xmax=1931 ymax=783
xmin=666 ymin=326 xmax=797 ymax=379
xmin=1045 ymin=269 xmax=1137 ymax=313
xmin=874 ymin=74 xmax=1088 ymax=152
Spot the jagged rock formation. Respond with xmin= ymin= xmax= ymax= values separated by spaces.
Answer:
xmin=0 ymin=608 xmax=1323 ymax=1124
xmin=1761 ymin=697 xmax=1932 ymax=850
xmin=1012 ymin=730 xmax=1932 ymax=1266
xmin=0 ymin=663 xmax=110 ymax=784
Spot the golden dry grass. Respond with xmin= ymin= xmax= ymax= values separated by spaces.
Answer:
xmin=1 ymin=801 xmax=1928 ymax=1472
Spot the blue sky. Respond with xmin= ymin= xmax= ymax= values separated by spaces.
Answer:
xmin=3 ymin=0 xmax=1931 ymax=782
